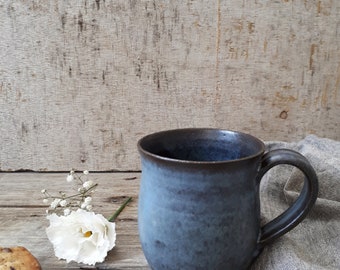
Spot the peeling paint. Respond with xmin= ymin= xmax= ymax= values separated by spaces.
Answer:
xmin=78 ymin=12 xmax=84 ymax=32
xmin=279 ymin=110 xmax=288 ymax=119
xmin=309 ymin=44 xmax=318 ymax=75
xmin=248 ymin=22 xmax=255 ymax=34
xmin=321 ymin=80 xmax=329 ymax=108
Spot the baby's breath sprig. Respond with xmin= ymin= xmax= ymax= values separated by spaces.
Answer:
xmin=41 ymin=170 xmax=97 ymax=216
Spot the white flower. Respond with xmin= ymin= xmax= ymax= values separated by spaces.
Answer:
xmin=50 ymin=199 xmax=62 ymax=209
xmin=63 ymin=208 xmax=71 ymax=216
xmin=84 ymin=197 xmax=92 ymax=203
xmin=83 ymin=180 xmax=94 ymax=189
xmin=46 ymin=209 xmax=116 ymax=265
xmin=83 ymin=170 xmax=89 ymax=175
xmin=59 ymin=200 xmax=68 ymax=207
xmin=43 ymin=199 xmax=49 ymax=204
xmin=66 ymin=174 xmax=74 ymax=182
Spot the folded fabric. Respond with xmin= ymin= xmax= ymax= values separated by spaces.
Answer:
xmin=251 ymin=135 xmax=340 ymax=270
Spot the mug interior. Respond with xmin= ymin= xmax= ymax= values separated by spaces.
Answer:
xmin=138 ymin=129 xmax=265 ymax=163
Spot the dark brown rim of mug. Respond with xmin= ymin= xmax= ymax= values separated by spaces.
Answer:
xmin=137 ymin=128 xmax=266 ymax=165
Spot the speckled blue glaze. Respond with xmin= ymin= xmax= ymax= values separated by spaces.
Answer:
xmin=137 ymin=129 xmax=318 ymax=270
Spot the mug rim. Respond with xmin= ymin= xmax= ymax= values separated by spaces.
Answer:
xmin=137 ymin=128 xmax=266 ymax=165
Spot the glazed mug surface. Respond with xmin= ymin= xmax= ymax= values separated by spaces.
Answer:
xmin=137 ymin=128 xmax=318 ymax=270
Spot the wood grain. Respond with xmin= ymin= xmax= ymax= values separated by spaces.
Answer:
xmin=0 ymin=172 xmax=149 ymax=269
xmin=0 ymin=1 xmax=339 ymax=171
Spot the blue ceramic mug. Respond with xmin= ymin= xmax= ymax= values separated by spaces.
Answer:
xmin=137 ymin=128 xmax=318 ymax=270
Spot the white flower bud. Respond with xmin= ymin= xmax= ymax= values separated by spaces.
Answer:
xmin=84 ymin=197 xmax=92 ymax=203
xmin=83 ymin=180 xmax=94 ymax=189
xmin=41 ymin=189 xmax=46 ymax=194
xmin=83 ymin=170 xmax=89 ymax=175
xmin=66 ymin=174 xmax=74 ymax=182
xmin=60 ymin=200 xmax=68 ymax=207
xmin=81 ymin=202 xmax=87 ymax=209
xmin=86 ymin=205 xmax=93 ymax=211
xmin=43 ymin=199 xmax=49 ymax=204
xmin=50 ymin=199 xmax=61 ymax=209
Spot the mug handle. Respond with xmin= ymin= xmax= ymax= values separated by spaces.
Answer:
xmin=256 ymin=149 xmax=318 ymax=249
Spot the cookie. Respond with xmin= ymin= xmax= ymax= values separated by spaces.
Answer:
xmin=0 ymin=246 xmax=41 ymax=270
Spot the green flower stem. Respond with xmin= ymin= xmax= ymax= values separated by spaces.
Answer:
xmin=108 ymin=197 xmax=132 ymax=222
xmin=52 ymin=183 xmax=99 ymax=200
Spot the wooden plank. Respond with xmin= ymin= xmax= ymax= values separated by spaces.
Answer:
xmin=0 ymin=173 xmax=149 ymax=269
xmin=0 ymin=1 xmax=339 ymax=171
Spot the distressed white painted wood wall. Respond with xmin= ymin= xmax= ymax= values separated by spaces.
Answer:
xmin=0 ymin=0 xmax=339 ymax=171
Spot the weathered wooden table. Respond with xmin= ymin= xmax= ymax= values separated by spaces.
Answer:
xmin=0 ymin=172 xmax=149 ymax=269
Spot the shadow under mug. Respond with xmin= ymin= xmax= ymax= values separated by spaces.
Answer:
xmin=137 ymin=128 xmax=318 ymax=270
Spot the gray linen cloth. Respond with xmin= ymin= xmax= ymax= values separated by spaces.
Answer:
xmin=251 ymin=135 xmax=340 ymax=270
